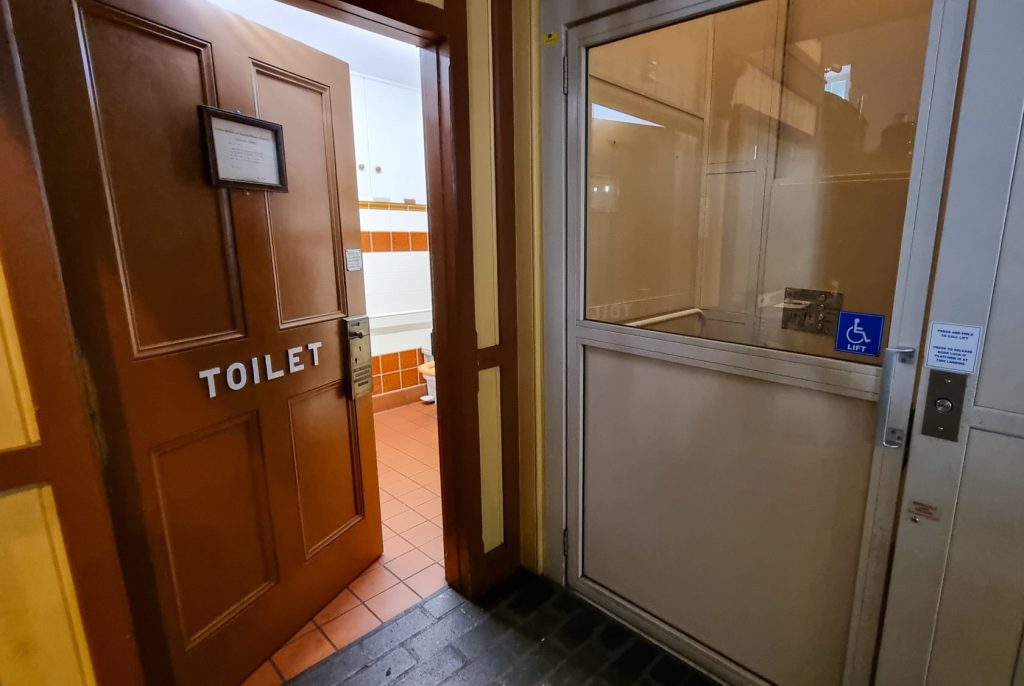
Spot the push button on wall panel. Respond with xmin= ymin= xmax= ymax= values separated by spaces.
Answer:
xmin=921 ymin=370 xmax=967 ymax=441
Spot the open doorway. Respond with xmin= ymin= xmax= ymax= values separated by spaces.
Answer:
xmin=201 ymin=0 xmax=446 ymax=681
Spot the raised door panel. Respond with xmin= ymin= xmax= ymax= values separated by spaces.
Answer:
xmin=253 ymin=63 xmax=345 ymax=327
xmin=150 ymin=413 xmax=276 ymax=647
xmin=77 ymin=1 xmax=245 ymax=355
xmin=288 ymin=382 xmax=361 ymax=559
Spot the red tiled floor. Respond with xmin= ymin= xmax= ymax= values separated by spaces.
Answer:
xmin=403 ymin=520 xmax=443 ymax=547
xmin=261 ymin=402 xmax=444 ymax=680
xmin=348 ymin=563 xmax=400 ymax=601
xmin=313 ymin=590 xmax=360 ymax=625
xmin=364 ymin=582 xmax=421 ymax=622
xmin=241 ymin=661 xmax=281 ymax=686
xmin=420 ymin=535 xmax=445 ymax=563
xmin=319 ymin=605 xmax=380 ymax=649
xmin=379 ymin=534 xmax=415 ymax=563
xmin=384 ymin=548 xmax=433 ymax=580
xmin=271 ymin=629 xmax=334 ymax=679
xmin=406 ymin=564 xmax=446 ymax=598
xmin=384 ymin=508 xmax=427 ymax=533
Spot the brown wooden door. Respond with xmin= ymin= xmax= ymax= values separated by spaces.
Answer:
xmin=9 ymin=0 xmax=382 ymax=683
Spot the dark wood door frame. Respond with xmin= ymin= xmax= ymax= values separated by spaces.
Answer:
xmin=287 ymin=0 xmax=522 ymax=598
xmin=0 ymin=2 xmax=144 ymax=682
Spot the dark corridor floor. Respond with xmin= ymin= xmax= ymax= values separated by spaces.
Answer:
xmin=287 ymin=572 xmax=719 ymax=686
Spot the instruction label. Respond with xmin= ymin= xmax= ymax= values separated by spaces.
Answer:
xmin=926 ymin=322 xmax=982 ymax=373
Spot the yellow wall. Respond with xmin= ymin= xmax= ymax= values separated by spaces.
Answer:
xmin=467 ymin=0 xmax=505 ymax=554
xmin=512 ymin=0 xmax=543 ymax=571
xmin=0 ymin=486 xmax=97 ymax=686
xmin=0 ymin=258 xmax=94 ymax=684
xmin=0 ymin=257 xmax=39 ymax=450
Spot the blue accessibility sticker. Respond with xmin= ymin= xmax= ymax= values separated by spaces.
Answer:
xmin=834 ymin=311 xmax=885 ymax=357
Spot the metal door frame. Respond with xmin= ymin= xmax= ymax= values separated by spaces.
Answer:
xmin=541 ymin=0 xmax=970 ymax=683
xmin=876 ymin=1 xmax=1024 ymax=681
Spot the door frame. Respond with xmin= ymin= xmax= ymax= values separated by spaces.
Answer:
xmin=283 ymin=0 xmax=523 ymax=599
xmin=541 ymin=0 xmax=970 ymax=683
xmin=876 ymin=1 xmax=1024 ymax=681
xmin=0 ymin=2 xmax=144 ymax=681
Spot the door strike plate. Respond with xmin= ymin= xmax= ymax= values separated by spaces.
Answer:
xmin=344 ymin=315 xmax=373 ymax=399
xmin=780 ymin=288 xmax=843 ymax=336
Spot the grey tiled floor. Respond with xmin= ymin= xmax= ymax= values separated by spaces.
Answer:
xmin=287 ymin=572 xmax=719 ymax=686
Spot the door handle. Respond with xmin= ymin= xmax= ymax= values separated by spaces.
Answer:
xmin=877 ymin=346 xmax=916 ymax=448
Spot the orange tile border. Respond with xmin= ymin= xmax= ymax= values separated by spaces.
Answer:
xmin=359 ymin=230 xmax=429 ymax=252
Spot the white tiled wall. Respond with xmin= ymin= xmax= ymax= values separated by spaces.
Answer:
xmin=363 ymin=248 xmax=433 ymax=357
xmin=359 ymin=208 xmax=429 ymax=232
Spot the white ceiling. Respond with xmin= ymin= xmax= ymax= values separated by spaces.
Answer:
xmin=206 ymin=0 xmax=421 ymax=89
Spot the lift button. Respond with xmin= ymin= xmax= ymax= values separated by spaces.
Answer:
xmin=934 ymin=398 xmax=954 ymax=414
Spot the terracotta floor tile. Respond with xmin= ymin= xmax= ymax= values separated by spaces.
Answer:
xmin=320 ymin=604 xmax=380 ymax=650
xmin=403 ymin=520 xmax=443 ymax=547
xmin=284 ymin=621 xmax=317 ymax=645
xmin=384 ymin=508 xmax=427 ymax=533
xmin=383 ymin=548 xmax=433 ymax=580
xmin=349 ymin=564 xmax=400 ymax=600
xmin=431 ymin=515 xmax=443 ymax=528
xmin=381 ymin=524 xmax=397 ymax=540
xmin=379 ymin=534 xmax=414 ymax=563
xmin=380 ymin=498 xmax=409 ymax=520
xmin=375 ymin=442 xmax=410 ymax=467
xmin=241 ymin=660 xmax=281 ymax=686
xmin=365 ymin=582 xmax=421 ymax=622
xmin=388 ymin=454 xmax=431 ymax=478
xmin=413 ymin=496 xmax=443 ymax=519
xmin=377 ymin=470 xmax=418 ymax=497
xmin=398 ymin=487 xmax=435 ymax=508
xmin=271 ymin=629 xmax=334 ymax=680
xmin=406 ymin=564 xmax=446 ymax=598
xmin=378 ymin=489 xmax=394 ymax=505
xmin=410 ymin=469 xmax=442 ymax=494
xmin=313 ymin=589 xmax=360 ymax=625
xmin=378 ymin=471 xmax=419 ymax=497
xmin=410 ymin=427 xmax=440 ymax=449
xmin=419 ymin=535 xmax=445 ymax=563
xmin=410 ymin=450 xmax=440 ymax=469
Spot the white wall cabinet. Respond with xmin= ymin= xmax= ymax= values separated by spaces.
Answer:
xmin=349 ymin=73 xmax=427 ymax=204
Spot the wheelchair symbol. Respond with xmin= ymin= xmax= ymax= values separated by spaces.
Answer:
xmin=845 ymin=318 xmax=871 ymax=345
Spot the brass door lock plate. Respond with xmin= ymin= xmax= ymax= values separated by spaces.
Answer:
xmin=781 ymin=288 xmax=844 ymax=336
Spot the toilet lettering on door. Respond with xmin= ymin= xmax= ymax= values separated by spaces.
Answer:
xmin=198 ymin=341 xmax=323 ymax=398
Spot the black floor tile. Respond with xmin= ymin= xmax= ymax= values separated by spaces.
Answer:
xmin=286 ymin=573 xmax=721 ymax=686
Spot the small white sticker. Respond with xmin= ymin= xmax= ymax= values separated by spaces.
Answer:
xmin=345 ymin=248 xmax=363 ymax=272
xmin=926 ymin=322 xmax=982 ymax=373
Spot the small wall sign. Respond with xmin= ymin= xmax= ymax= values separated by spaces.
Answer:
xmin=198 ymin=105 xmax=288 ymax=192
xmin=198 ymin=341 xmax=322 ymax=398
xmin=926 ymin=322 xmax=982 ymax=373
xmin=834 ymin=310 xmax=885 ymax=357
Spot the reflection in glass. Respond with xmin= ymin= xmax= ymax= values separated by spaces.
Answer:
xmin=584 ymin=0 xmax=933 ymax=363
